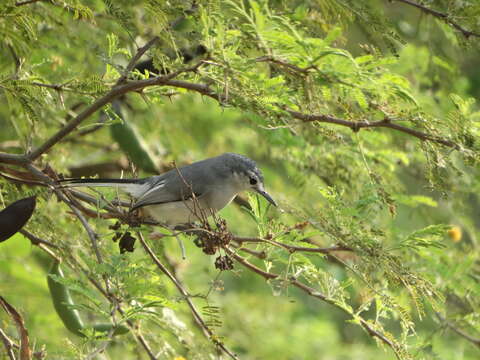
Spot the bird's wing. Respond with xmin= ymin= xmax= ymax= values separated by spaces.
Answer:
xmin=131 ymin=163 xmax=212 ymax=210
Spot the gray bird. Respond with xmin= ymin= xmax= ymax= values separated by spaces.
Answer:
xmin=62 ymin=153 xmax=276 ymax=225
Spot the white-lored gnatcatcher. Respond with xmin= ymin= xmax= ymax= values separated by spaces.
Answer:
xmin=61 ymin=153 xmax=276 ymax=225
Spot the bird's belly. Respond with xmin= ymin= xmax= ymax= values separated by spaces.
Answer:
xmin=143 ymin=193 xmax=236 ymax=226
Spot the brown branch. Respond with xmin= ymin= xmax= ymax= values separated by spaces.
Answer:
xmin=0 ymin=58 xmax=462 ymax=166
xmin=24 ymin=163 xmax=106 ymax=266
xmin=0 ymin=327 xmax=16 ymax=360
xmin=255 ymin=56 xmax=312 ymax=74
xmin=19 ymin=229 xmax=60 ymax=262
xmin=225 ymin=248 xmax=404 ymax=359
xmin=393 ymin=0 xmax=480 ymax=38
xmin=231 ymin=243 xmax=267 ymax=259
xmin=116 ymin=37 xmax=160 ymax=85
xmin=137 ymin=232 xmax=239 ymax=360
xmin=15 ymin=0 xmax=46 ymax=6
xmin=233 ymin=236 xmax=352 ymax=254
xmin=0 ymin=297 xmax=31 ymax=360
xmin=150 ymin=79 xmax=459 ymax=149
xmin=3 ymin=69 xmax=459 ymax=168
xmin=18 ymin=229 xmax=58 ymax=249
xmin=27 ymin=62 xmax=205 ymax=161
xmin=162 ymin=79 xmax=225 ymax=103
xmin=436 ymin=313 xmax=480 ymax=348
xmin=286 ymin=109 xmax=459 ymax=149
xmin=0 ymin=153 xmax=29 ymax=166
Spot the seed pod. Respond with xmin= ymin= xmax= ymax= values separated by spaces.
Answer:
xmin=110 ymin=115 xmax=158 ymax=173
xmin=47 ymin=261 xmax=129 ymax=338
xmin=0 ymin=196 xmax=36 ymax=243
xmin=47 ymin=261 xmax=85 ymax=337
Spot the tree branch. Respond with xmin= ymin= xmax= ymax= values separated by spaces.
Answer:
xmin=286 ymin=109 xmax=459 ymax=149
xmin=233 ymin=236 xmax=352 ymax=254
xmin=116 ymin=37 xmax=160 ymax=85
xmin=137 ymin=232 xmax=239 ymax=360
xmin=392 ymin=0 xmax=480 ymax=38
xmin=27 ymin=62 xmax=205 ymax=161
xmin=150 ymin=79 xmax=459 ymax=149
xmin=1 ymin=63 xmax=458 ymax=166
xmin=225 ymin=248 xmax=404 ymax=359
xmin=15 ymin=0 xmax=46 ymax=6
xmin=436 ymin=313 xmax=480 ymax=348
xmin=0 ymin=297 xmax=31 ymax=360
xmin=0 ymin=153 xmax=29 ymax=166
xmin=0 ymin=327 xmax=16 ymax=360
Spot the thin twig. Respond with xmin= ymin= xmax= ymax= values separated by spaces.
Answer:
xmin=286 ymin=109 xmax=459 ymax=149
xmin=15 ymin=0 xmax=45 ymax=6
xmin=19 ymin=229 xmax=58 ymax=249
xmin=256 ymin=55 xmax=312 ymax=74
xmin=27 ymin=62 xmax=205 ymax=161
xmin=137 ymin=232 xmax=239 ymax=360
xmin=0 ymin=327 xmax=16 ymax=360
xmin=116 ymin=37 xmax=160 ymax=85
xmin=225 ymin=248 xmax=404 ymax=359
xmin=0 ymin=153 xmax=28 ymax=166
xmin=436 ymin=313 xmax=480 ymax=348
xmin=29 ymin=82 xmax=91 ymax=95
xmin=233 ymin=236 xmax=352 ymax=254
xmin=0 ymin=297 xmax=31 ymax=360
xmin=230 ymin=242 xmax=267 ymax=259
xmin=254 ymin=56 xmax=353 ymax=86
xmin=8 ymin=45 xmax=22 ymax=77
xmin=392 ymin=0 xmax=480 ymax=38
xmin=152 ymin=79 xmax=460 ymax=149
xmin=64 ymin=255 xmax=158 ymax=360
xmin=19 ymin=230 xmax=60 ymax=261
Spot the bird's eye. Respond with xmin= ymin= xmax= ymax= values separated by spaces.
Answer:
xmin=249 ymin=177 xmax=257 ymax=185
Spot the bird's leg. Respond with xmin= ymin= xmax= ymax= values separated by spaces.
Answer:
xmin=175 ymin=234 xmax=187 ymax=260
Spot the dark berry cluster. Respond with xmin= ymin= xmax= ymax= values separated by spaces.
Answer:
xmin=110 ymin=222 xmax=136 ymax=253
xmin=193 ymin=219 xmax=232 ymax=255
xmin=214 ymin=255 xmax=233 ymax=270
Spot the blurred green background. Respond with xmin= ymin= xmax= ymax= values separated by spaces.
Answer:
xmin=1 ymin=0 xmax=479 ymax=359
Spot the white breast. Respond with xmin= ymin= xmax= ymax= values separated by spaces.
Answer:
xmin=143 ymin=184 xmax=240 ymax=226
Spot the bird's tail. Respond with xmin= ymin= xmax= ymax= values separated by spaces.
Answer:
xmin=59 ymin=178 xmax=149 ymax=198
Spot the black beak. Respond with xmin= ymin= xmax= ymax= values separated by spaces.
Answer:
xmin=255 ymin=188 xmax=277 ymax=207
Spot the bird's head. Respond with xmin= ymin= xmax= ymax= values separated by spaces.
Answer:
xmin=222 ymin=153 xmax=277 ymax=207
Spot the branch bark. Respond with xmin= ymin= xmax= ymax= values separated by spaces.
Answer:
xmin=0 ymin=297 xmax=31 ymax=360
xmin=392 ymin=0 xmax=480 ymax=38
xmin=285 ymin=109 xmax=459 ymax=149
xmin=0 ymin=327 xmax=16 ymax=360
xmin=15 ymin=0 xmax=46 ymax=6
xmin=158 ymin=80 xmax=459 ymax=149
xmin=436 ymin=313 xmax=480 ymax=348
xmin=233 ymin=236 xmax=352 ymax=254
xmin=116 ymin=36 xmax=160 ymax=85
xmin=26 ymin=62 xmax=205 ymax=161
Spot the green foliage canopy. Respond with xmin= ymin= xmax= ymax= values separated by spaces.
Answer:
xmin=0 ymin=0 xmax=479 ymax=359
